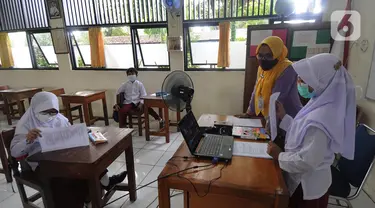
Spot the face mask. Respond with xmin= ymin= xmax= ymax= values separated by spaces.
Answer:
xmin=259 ymin=59 xmax=278 ymax=71
xmin=128 ymin=75 xmax=136 ymax=82
xmin=298 ymin=83 xmax=315 ymax=99
xmin=36 ymin=113 xmax=56 ymax=123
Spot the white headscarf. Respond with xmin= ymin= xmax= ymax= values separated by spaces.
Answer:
xmin=15 ymin=92 xmax=70 ymax=135
xmin=287 ymin=53 xmax=356 ymax=159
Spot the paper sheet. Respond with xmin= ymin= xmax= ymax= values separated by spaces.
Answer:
xmin=232 ymin=117 xmax=262 ymax=127
xmin=197 ymin=114 xmax=216 ymax=127
xmin=233 ymin=141 xmax=272 ymax=159
xmin=38 ymin=123 xmax=89 ymax=153
xmin=269 ymin=92 xmax=280 ymax=141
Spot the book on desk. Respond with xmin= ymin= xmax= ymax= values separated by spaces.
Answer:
xmin=89 ymin=131 xmax=108 ymax=144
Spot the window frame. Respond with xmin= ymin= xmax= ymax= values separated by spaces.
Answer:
xmin=131 ymin=24 xmax=170 ymax=70
xmin=0 ymin=29 xmax=58 ymax=70
xmin=29 ymin=31 xmax=59 ymax=69
xmin=183 ymin=22 xmax=245 ymax=71
xmin=68 ymin=25 xmax=170 ymax=71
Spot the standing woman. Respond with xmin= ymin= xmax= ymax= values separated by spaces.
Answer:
xmin=267 ymin=53 xmax=356 ymax=208
xmin=238 ymin=36 xmax=302 ymax=118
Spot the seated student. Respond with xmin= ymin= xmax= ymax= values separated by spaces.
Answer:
xmin=267 ymin=54 xmax=356 ymax=208
xmin=11 ymin=92 xmax=127 ymax=208
xmin=115 ymin=67 xmax=164 ymax=128
xmin=237 ymin=36 xmax=302 ymax=118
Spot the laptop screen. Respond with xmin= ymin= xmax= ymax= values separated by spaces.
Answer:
xmin=178 ymin=111 xmax=201 ymax=153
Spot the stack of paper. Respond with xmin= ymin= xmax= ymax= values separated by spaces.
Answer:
xmin=232 ymin=117 xmax=262 ymax=127
xmin=38 ymin=123 xmax=90 ymax=153
xmin=232 ymin=141 xmax=272 ymax=159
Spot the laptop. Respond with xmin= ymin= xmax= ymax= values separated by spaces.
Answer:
xmin=178 ymin=111 xmax=234 ymax=160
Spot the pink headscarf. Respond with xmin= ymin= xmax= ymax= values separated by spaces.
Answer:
xmin=286 ymin=53 xmax=356 ymax=159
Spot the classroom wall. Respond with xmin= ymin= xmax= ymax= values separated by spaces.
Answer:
xmin=1 ymin=0 xmax=375 ymax=200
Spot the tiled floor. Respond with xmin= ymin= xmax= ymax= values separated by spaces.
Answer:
xmin=0 ymin=113 xmax=374 ymax=208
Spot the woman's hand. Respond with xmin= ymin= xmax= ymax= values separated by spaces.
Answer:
xmin=26 ymin=129 xmax=41 ymax=144
xmin=235 ymin=110 xmax=255 ymax=118
xmin=276 ymin=101 xmax=286 ymax=120
xmin=267 ymin=142 xmax=282 ymax=160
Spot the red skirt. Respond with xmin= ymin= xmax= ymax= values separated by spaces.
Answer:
xmin=289 ymin=184 xmax=329 ymax=208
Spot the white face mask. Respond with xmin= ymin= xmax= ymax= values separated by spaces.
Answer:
xmin=128 ymin=75 xmax=136 ymax=82
xmin=36 ymin=113 xmax=57 ymax=123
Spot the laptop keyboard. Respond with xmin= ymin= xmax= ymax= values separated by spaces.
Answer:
xmin=197 ymin=135 xmax=222 ymax=156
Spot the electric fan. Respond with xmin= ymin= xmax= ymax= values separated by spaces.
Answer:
xmin=161 ymin=71 xmax=194 ymax=113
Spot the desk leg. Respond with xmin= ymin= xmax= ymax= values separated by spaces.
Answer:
xmin=102 ymin=97 xmax=109 ymax=126
xmin=83 ymin=103 xmax=91 ymax=126
xmin=125 ymin=140 xmax=137 ymax=201
xmin=89 ymin=176 xmax=102 ymax=208
xmin=164 ymin=107 xmax=170 ymax=143
xmin=89 ymin=103 xmax=94 ymax=122
xmin=16 ymin=100 xmax=25 ymax=117
xmin=144 ymin=103 xmax=150 ymax=141
xmin=4 ymin=99 xmax=12 ymax=125
xmin=158 ymin=180 xmax=170 ymax=208
xmin=63 ymin=101 xmax=73 ymax=124
xmin=40 ymin=177 xmax=56 ymax=208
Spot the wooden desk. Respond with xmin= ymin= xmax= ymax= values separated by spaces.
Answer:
xmin=28 ymin=127 xmax=137 ymax=208
xmin=158 ymin=114 xmax=289 ymax=208
xmin=142 ymin=96 xmax=181 ymax=143
xmin=61 ymin=90 xmax=109 ymax=126
xmin=44 ymin=88 xmax=65 ymax=96
xmin=0 ymin=88 xmax=43 ymax=125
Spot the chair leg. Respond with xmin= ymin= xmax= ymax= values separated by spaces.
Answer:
xmin=78 ymin=107 xmax=84 ymax=123
xmin=15 ymin=180 xmax=29 ymax=204
xmin=138 ymin=115 xmax=143 ymax=136
xmin=129 ymin=115 xmax=133 ymax=128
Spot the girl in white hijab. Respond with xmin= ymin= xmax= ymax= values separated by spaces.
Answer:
xmin=267 ymin=54 xmax=356 ymax=208
xmin=11 ymin=92 xmax=127 ymax=208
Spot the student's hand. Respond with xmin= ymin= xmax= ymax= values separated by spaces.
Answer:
xmin=235 ymin=111 xmax=255 ymax=118
xmin=267 ymin=142 xmax=282 ymax=160
xmin=276 ymin=101 xmax=286 ymax=120
xmin=114 ymin=104 xmax=120 ymax=111
xmin=26 ymin=129 xmax=41 ymax=144
xmin=137 ymin=103 xmax=144 ymax=111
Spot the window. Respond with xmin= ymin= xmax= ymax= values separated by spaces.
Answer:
xmin=133 ymin=27 xmax=169 ymax=69
xmin=185 ymin=20 xmax=269 ymax=70
xmin=70 ymin=30 xmax=92 ymax=67
xmin=186 ymin=24 xmax=219 ymax=69
xmin=8 ymin=32 xmax=33 ymax=68
xmin=69 ymin=26 xmax=169 ymax=70
xmin=0 ymin=31 xmax=58 ymax=69
xmin=31 ymin=32 xmax=58 ymax=68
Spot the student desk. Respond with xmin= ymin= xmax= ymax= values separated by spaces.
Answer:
xmin=142 ymin=95 xmax=181 ymax=143
xmin=0 ymin=87 xmax=43 ymax=125
xmin=61 ymin=90 xmax=109 ymax=126
xmin=158 ymin=114 xmax=289 ymax=208
xmin=28 ymin=127 xmax=137 ymax=208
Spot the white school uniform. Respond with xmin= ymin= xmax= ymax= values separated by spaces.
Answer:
xmin=117 ymin=80 xmax=147 ymax=105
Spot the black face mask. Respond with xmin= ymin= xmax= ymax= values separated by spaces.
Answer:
xmin=259 ymin=59 xmax=278 ymax=71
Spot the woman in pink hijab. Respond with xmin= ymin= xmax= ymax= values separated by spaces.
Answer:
xmin=267 ymin=53 xmax=356 ymax=208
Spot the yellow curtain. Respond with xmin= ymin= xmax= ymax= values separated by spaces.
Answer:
xmin=89 ymin=27 xmax=106 ymax=67
xmin=0 ymin=32 xmax=14 ymax=68
xmin=217 ymin=21 xmax=230 ymax=68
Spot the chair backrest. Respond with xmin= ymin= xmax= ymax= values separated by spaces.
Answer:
xmin=1 ymin=128 xmax=20 ymax=176
xmin=338 ymin=124 xmax=375 ymax=187
xmin=0 ymin=85 xmax=9 ymax=101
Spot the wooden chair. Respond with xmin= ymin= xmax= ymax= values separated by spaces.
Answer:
xmin=117 ymin=93 xmax=145 ymax=136
xmin=0 ymin=130 xmax=12 ymax=182
xmin=1 ymin=128 xmax=46 ymax=208
xmin=127 ymin=109 xmax=145 ymax=136
xmin=0 ymin=85 xmax=25 ymax=118
xmin=49 ymin=88 xmax=84 ymax=123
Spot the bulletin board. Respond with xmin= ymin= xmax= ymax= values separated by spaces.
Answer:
xmin=289 ymin=29 xmax=331 ymax=61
